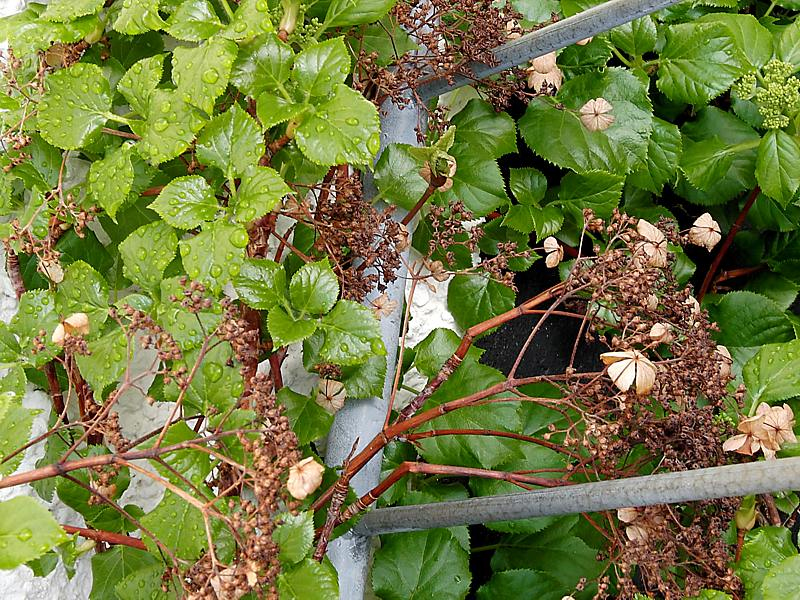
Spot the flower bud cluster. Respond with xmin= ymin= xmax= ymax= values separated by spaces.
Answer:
xmin=754 ymin=60 xmax=800 ymax=129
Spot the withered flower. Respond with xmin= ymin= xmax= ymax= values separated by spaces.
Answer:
xmin=689 ymin=213 xmax=722 ymax=251
xmin=616 ymin=507 xmax=655 ymax=542
xmin=37 ymin=256 xmax=64 ymax=284
xmin=600 ymin=350 xmax=657 ymax=395
xmin=395 ymin=223 xmax=410 ymax=252
xmin=543 ymin=236 xmax=563 ymax=268
xmin=427 ymin=260 xmax=450 ymax=282
xmin=635 ymin=219 xmax=668 ymax=268
xmin=52 ymin=312 xmax=90 ymax=346
xmin=371 ymin=292 xmax=399 ymax=319
xmin=527 ymin=68 xmax=563 ymax=92
xmin=760 ymin=402 xmax=797 ymax=458
xmin=579 ymin=98 xmax=615 ymax=132
xmin=649 ymin=323 xmax=672 ymax=343
xmin=287 ymin=457 xmax=325 ymax=500
xmin=316 ymin=379 xmax=346 ymax=414
xmin=722 ymin=413 xmax=766 ymax=456
xmin=715 ymin=345 xmax=732 ymax=379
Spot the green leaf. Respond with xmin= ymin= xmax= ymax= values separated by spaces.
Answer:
xmin=157 ymin=277 xmax=222 ymax=352
xmin=293 ymin=37 xmax=351 ymax=98
xmin=181 ymin=343 xmax=243 ymax=413
xmin=357 ymin=17 xmax=418 ymax=66
xmin=490 ymin=516 xmax=603 ymax=590
xmin=289 ymin=259 xmax=340 ymax=315
xmin=777 ymin=21 xmax=800 ymax=67
xmin=231 ymin=33 xmax=294 ymax=97
xmin=132 ymin=89 xmax=206 ymax=165
xmin=450 ymin=99 xmax=517 ymax=158
xmin=447 ymin=274 xmax=515 ymax=330
xmin=196 ymin=104 xmax=263 ymax=178
xmin=149 ymin=175 xmax=219 ymax=229
xmin=444 ymin=152 xmax=509 ymax=216
xmin=324 ymin=0 xmax=397 ymax=27
xmin=628 ymin=118 xmax=682 ymax=194
xmin=0 ymin=8 xmax=102 ymax=54
xmin=340 ymin=354 xmax=387 ymax=398
xmin=519 ymin=99 xmax=625 ymax=175
xmin=509 ymin=168 xmax=547 ymax=205
xmin=0 ymin=497 xmax=68 ymax=570
xmin=680 ymin=137 xmax=738 ymax=192
xmin=277 ymin=387 xmax=333 ymax=445
xmin=416 ymin=361 xmax=520 ymax=469
xmin=115 ymin=563 xmax=173 ymax=600
xmin=477 ymin=569 xmax=563 ymax=600
xmin=685 ymin=592 xmax=732 ymax=600
xmin=120 ymin=221 xmax=178 ymax=290
xmin=255 ymin=93 xmax=306 ymax=129
xmin=743 ymin=340 xmax=800 ymax=408
xmin=75 ymin=327 xmax=130 ymax=393
xmin=141 ymin=490 xmax=206 ymax=560
xmin=11 ymin=290 xmax=61 ymax=366
xmin=112 ymin=0 xmax=166 ymax=34
xmin=88 ymin=143 xmax=134 ymax=219
xmin=55 ymin=260 xmax=109 ymax=330
xmin=558 ymin=170 xmax=624 ymax=219
xmin=372 ymin=529 xmax=470 ymax=600
xmin=179 ymin=220 xmax=248 ymax=293
xmin=373 ymin=143 xmax=429 ymax=210
xmin=146 ymin=421 xmax=212 ymax=487
xmin=42 ymin=0 xmax=104 ymax=22
xmin=171 ymin=36 xmax=238 ymax=115
xmin=231 ymin=165 xmax=290 ymax=222
xmin=90 ymin=546 xmax=159 ymax=600
xmin=706 ymin=291 xmax=793 ymax=348
xmin=319 ymin=300 xmax=385 ymax=365
xmin=757 ymin=130 xmax=800 ymax=207
xmin=273 ymin=511 xmax=314 ymax=565
xmin=38 ymin=63 xmax=111 ymax=150
xmin=166 ymin=0 xmax=223 ymax=41
xmin=677 ymin=108 xmax=759 ymax=205
xmin=762 ymin=555 xmax=800 ymax=600
xmin=609 ymin=16 xmax=657 ymax=56
xmin=414 ymin=328 xmax=481 ymax=378
xmin=268 ymin=306 xmax=318 ymax=347
xmin=278 ymin=558 xmax=339 ymax=600
xmin=736 ymin=527 xmax=797 ymax=599
xmin=657 ymin=22 xmax=747 ymax=105
xmin=295 ymin=84 xmax=381 ymax=166
xmin=699 ymin=13 xmax=773 ymax=69
xmin=233 ymin=258 xmax=288 ymax=310
xmin=220 ymin=0 xmax=274 ymax=40
xmin=0 ymin=392 xmax=38 ymax=477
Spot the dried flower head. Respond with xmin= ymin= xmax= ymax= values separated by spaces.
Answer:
xmin=37 ymin=257 xmax=64 ymax=283
xmin=722 ymin=413 xmax=766 ymax=456
xmin=543 ymin=236 xmax=563 ymax=268
xmin=419 ymin=157 xmax=457 ymax=192
xmin=579 ymin=98 xmax=615 ymax=132
xmin=371 ymin=292 xmax=399 ymax=319
xmin=715 ymin=345 xmax=732 ymax=379
xmin=689 ymin=213 xmax=722 ymax=251
xmin=395 ymin=223 xmax=410 ymax=252
xmin=649 ymin=323 xmax=672 ymax=343
xmin=600 ymin=350 xmax=657 ymax=395
xmin=316 ymin=379 xmax=346 ymax=414
xmin=52 ymin=312 xmax=90 ymax=346
xmin=527 ymin=67 xmax=563 ymax=92
xmin=723 ymin=403 xmax=796 ymax=459
xmin=287 ymin=457 xmax=325 ymax=500
xmin=530 ymin=52 xmax=557 ymax=73
xmin=427 ymin=259 xmax=450 ymax=282
xmin=635 ymin=219 xmax=668 ymax=268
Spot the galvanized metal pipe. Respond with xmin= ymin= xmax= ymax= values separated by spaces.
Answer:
xmin=417 ymin=0 xmax=684 ymax=101
xmin=355 ymin=457 xmax=800 ymax=536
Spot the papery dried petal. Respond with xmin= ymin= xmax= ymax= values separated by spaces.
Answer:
xmin=575 ymin=37 xmax=592 ymax=45
xmin=601 ymin=350 xmax=656 ymax=395
xmin=543 ymin=236 xmax=563 ymax=268
xmin=715 ymin=345 xmax=732 ymax=378
xmin=579 ymin=98 xmax=615 ymax=132
xmin=530 ymin=52 xmax=557 ymax=73
xmin=316 ymin=379 xmax=346 ymax=414
xmin=287 ymin=457 xmax=325 ymax=500
xmin=617 ymin=507 xmax=639 ymax=523
xmin=689 ymin=212 xmax=722 ymax=251
xmin=527 ymin=67 xmax=563 ymax=92
xmin=635 ymin=220 xmax=668 ymax=267
xmin=649 ymin=323 xmax=672 ymax=343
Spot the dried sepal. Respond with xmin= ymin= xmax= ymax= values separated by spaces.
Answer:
xmin=316 ymin=379 xmax=346 ymax=414
xmin=543 ymin=236 xmax=563 ymax=268
xmin=37 ymin=257 xmax=64 ymax=284
xmin=635 ymin=219 xmax=668 ymax=268
xmin=649 ymin=323 xmax=672 ymax=343
xmin=52 ymin=312 xmax=90 ymax=346
xmin=600 ymin=349 xmax=657 ymax=395
xmin=715 ymin=345 xmax=732 ymax=379
xmin=287 ymin=457 xmax=325 ymax=500
xmin=723 ymin=403 xmax=797 ymax=460
xmin=371 ymin=292 xmax=399 ymax=319
xmin=527 ymin=67 xmax=563 ymax=92
xmin=395 ymin=223 xmax=410 ymax=252
xmin=426 ymin=259 xmax=449 ymax=282
xmin=575 ymin=37 xmax=592 ymax=45
xmin=579 ymin=98 xmax=614 ymax=132
xmin=530 ymin=52 xmax=557 ymax=73
xmin=688 ymin=213 xmax=721 ymax=251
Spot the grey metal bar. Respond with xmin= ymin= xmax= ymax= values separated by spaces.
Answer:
xmin=355 ymin=457 xmax=800 ymax=536
xmin=417 ymin=0 xmax=683 ymax=101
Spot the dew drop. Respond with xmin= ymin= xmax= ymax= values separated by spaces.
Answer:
xmin=202 ymin=361 xmax=223 ymax=383
xmin=367 ymin=133 xmax=381 ymax=155
xmin=153 ymin=119 xmax=169 ymax=132
xmin=230 ymin=229 xmax=249 ymax=248
xmin=202 ymin=68 xmax=220 ymax=84
xmin=16 ymin=528 xmax=32 ymax=542
xmin=210 ymin=265 xmax=223 ymax=278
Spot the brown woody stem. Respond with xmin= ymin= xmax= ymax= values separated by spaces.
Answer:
xmin=62 ymin=524 xmax=147 ymax=550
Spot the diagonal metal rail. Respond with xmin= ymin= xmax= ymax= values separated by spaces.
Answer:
xmin=417 ymin=0 xmax=684 ymax=101
xmin=355 ymin=457 xmax=800 ymax=536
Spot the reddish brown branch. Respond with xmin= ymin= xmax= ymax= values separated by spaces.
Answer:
xmin=44 ymin=362 xmax=67 ymax=419
xmin=4 ymin=246 xmax=26 ymax=300
xmin=62 ymin=524 xmax=147 ymax=550
xmin=400 ymin=181 xmax=439 ymax=226
xmin=101 ymin=127 xmax=140 ymax=140
xmin=140 ymin=185 xmax=164 ymax=197
xmin=697 ymin=187 xmax=760 ymax=301
xmin=404 ymin=428 xmax=582 ymax=460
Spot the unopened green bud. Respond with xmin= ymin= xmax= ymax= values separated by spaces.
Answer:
xmin=735 ymin=495 xmax=757 ymax=531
